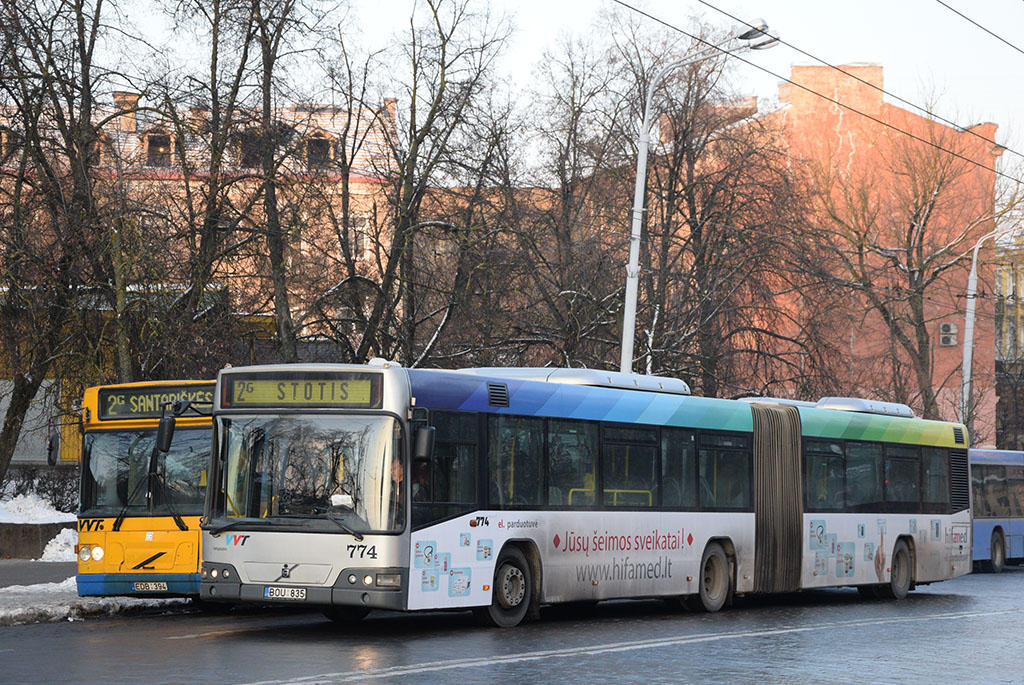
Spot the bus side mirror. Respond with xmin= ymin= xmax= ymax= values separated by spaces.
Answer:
xmin=46 ymin=432 xmax=60 ymax=467
xmin=413 ymin=426 xmax=435 ymax=461
xmin=156 ymin=416 xmax=176 ymax=453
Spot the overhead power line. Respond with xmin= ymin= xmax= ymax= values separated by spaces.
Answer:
xmin=608 ymin=0 xmax=1024 ymax=188
xmin=934 ymin=0 xmax=1024 ymax=59
xmin=695 ymin=0 xmax=1024 ymax=164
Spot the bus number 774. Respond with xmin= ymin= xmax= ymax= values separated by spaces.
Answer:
xmin=347 ymin=545 xmax=378 ymax=559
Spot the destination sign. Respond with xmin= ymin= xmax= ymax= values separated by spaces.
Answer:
xmin=98 ymin=383 xmax=215 ymax=420
xmin=222 ymin=374 xmax=382 ymax=409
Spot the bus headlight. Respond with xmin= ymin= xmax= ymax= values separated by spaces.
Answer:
xmin=90 ymin=546 xmax=104 ymax=561
xmin=79 ymin=546 xmax=91 ymax=562
xmin=211 ymin=568 xmax=219 ymax=579
xmin=362 ymin=574 xmax=373 ymax=586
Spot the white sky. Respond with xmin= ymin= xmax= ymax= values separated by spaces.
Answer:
xmin=357 ymin=0 xmax=1024 ymax=164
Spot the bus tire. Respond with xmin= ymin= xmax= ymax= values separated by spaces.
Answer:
xmin=986 ymin=530 xmax=1006 ymax=573
xmin=880 ymin=539 xmax=912 ymax=600
xmin=475 ymin=546 xmax=531 ymax=628
xmin=323 ymin=605 xmax=370 ymax=623
xmin=689 ymin=542 xmax=730 ymax=613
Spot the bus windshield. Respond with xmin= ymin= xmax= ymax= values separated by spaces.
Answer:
xmin=216 ymin=415 xmax=403 ymax=533
xmin=80 ymin=428 xmax=211 ymax=517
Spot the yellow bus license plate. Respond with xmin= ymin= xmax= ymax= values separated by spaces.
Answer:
xmin=265 ymin=586 xmax=306 ymax=600
xmin=133 ymin=582 xmax=168 ymax=591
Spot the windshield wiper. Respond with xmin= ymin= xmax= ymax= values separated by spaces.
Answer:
xmin=322 ymin=511 xmax=364 ymax=541
xmin=208 ymin=518 xmax=253 ymax=535
xmin=271 ymin=511 xmax=365 ymax=540
xmin=112 ymin=472 xmax=152 ymax=532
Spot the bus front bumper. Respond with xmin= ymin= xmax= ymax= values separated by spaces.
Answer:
xmin=76 ymin=573 xmax=200 ymax=597
xmin=200 ymin=563 xmax=406 ymax=611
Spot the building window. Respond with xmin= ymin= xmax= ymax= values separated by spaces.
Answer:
xmin=147 ymin=133 xmax=172 ymax=167
xmin=307 ymin=134 xmax=331 ymax=169
xmin=240 ymin=131 xmax=261 ymax=169
xmin=1 ymin=129 xmax=21 ymax=163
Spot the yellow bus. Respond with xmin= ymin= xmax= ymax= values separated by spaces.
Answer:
xmin=76 ymin=381 xmax=213 ymax=597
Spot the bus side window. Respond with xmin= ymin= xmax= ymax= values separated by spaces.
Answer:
xmin=602 ymin=425 xmax=657 ymax=508
xmin=698 ymin=433 xmax=751 ymax=510
xmin=972 ymin=465 xmax=985 ymax=517
xmin=547 ymin=420 xmax=597 ymax=506
xmin=414 ymin=411 xmax=477 ymax=528
xmin=487 ymin=415 xmax=543 ymax=507
xmin=845 ymin=442 xmax=883 ymax=512
xmin=980 ymin=465 xmax=1009 ymax=517
xmin=661 ymin=428 xmax=696 ymax=508
xmin=803 ymin=440 xmax=845 ymax=511
xmin=1008 ymin=466 xmax=1024 ymax=517
xmin=883 ymin=445 xmax=920 ymax=510
xmin=922 ymin=447 xmax=950 ymax=511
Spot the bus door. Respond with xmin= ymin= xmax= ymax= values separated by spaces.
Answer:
xmin=750 ymin=404 xmax=802 ymax=593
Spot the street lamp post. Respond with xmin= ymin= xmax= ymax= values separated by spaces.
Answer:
xmin=619 ymin=21 xmax=779 ymax=375
xmin=961 ymin=227 xmax=1009 ymax=439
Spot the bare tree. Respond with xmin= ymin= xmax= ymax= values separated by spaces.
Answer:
xmin=0 ymin=0 xmax=116 ymax=484
xmin=806 ymin=115 xmax=1007 ymax=419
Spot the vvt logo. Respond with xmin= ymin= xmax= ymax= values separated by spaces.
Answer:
xmin=226 ymin=534 xmax=250 ymax=546
xmin=78 ymin=519 xmax=104 ymax=532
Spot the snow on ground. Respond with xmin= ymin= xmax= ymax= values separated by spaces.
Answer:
xmin=39 ymin=528 xmax=77 ymax=562
xmin=0 ymin=574 xmax=189 ymax=626
xmin=0 ymin=493 xmax=77 ymax=523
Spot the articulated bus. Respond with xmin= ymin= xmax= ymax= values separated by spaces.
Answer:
xmin=76 ymin=381 xmax=214 ymax=597
xmin=193 ymin=363 xmax=971 ymax=626
xmin=970 ymin=449 xmax=1024 ymax=572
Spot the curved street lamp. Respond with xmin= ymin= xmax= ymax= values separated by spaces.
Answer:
xmin=961 ymin=227 xmax=1011 ymax=439
xmin=619 ymin=20 xmax=780 ymax=375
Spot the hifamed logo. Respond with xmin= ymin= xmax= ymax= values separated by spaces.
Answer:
xmin=226 ymin=534 xmax=250 ymax=546
xmin=78 ymin=519 xmax=104 ymax=532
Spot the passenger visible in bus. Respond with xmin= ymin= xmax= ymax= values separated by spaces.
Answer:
xmin=390 ymin=456 xmax=405 ymax=528
xmin=412 ymin=459 xmax=431 ymax=502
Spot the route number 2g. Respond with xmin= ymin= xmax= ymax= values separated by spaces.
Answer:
xmin=347 ymin=544 xmax=378 ymax=559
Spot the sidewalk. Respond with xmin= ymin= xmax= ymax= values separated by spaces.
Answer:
xmin=0 ymin=560 xmax=188 ymax=627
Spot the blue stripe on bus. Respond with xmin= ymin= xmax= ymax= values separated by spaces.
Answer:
xmin=76 ymin=573 xmax=199 ymax=597
xmin=407 ymin=369 xmax=755 ymax=431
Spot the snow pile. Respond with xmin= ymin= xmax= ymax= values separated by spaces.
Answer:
xmin=0 ymin=493 xmax=77 ymax=523
xmin=0 ymin=576 xmax=189 ymax=626
xmin=39 ymin=528 xmax=77 ymax=562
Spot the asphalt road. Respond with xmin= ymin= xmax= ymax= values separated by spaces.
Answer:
xmin=3 ymin=566 xmax=1023 ymax=684
xmin=0 ymin=560 xmax=76 ymax=587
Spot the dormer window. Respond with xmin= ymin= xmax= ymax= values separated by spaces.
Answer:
xmin=147 ymin=132 xmax=172 ymax=167
xmin=307 ymin=133 xmax=331 ymax=169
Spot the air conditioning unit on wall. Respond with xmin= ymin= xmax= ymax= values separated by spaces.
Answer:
xmin=939 ymin=322 xmax=958 ymax=347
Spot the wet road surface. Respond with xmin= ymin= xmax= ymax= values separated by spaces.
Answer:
xmin=3 ymin=566 xmax=1023 ymax=684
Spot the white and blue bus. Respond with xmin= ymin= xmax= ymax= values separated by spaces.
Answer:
xmin=188 ymin=362 xmax=972 ymax=626
xmin=970 ymin=448 xmax=1024 ymax=572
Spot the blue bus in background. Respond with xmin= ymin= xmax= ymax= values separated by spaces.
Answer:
xmin=970 ymin=449 xmax=1024 ymax=572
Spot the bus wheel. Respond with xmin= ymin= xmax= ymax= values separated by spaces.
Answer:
xmin=986 ymin=530 xmax=1006 ymax=573
xmin=475 ymin=546 xmax=531 ymax=628
xmin=880 ymin=539 xmax=912 ymax=600
xmin=323 ymin=606 xmax=370 ymax=623
xmin=690 ymin=542 xmax=730 ymax=613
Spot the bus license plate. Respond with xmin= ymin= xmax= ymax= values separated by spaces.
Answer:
xmin=265 ymin=586 xmax=306 ymax=601
xmin=133 ymin=582 xmax=167 ymax=591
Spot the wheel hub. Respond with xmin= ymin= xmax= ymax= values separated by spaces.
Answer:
xmin=497 ymin=564 xmax=525 ymax=609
